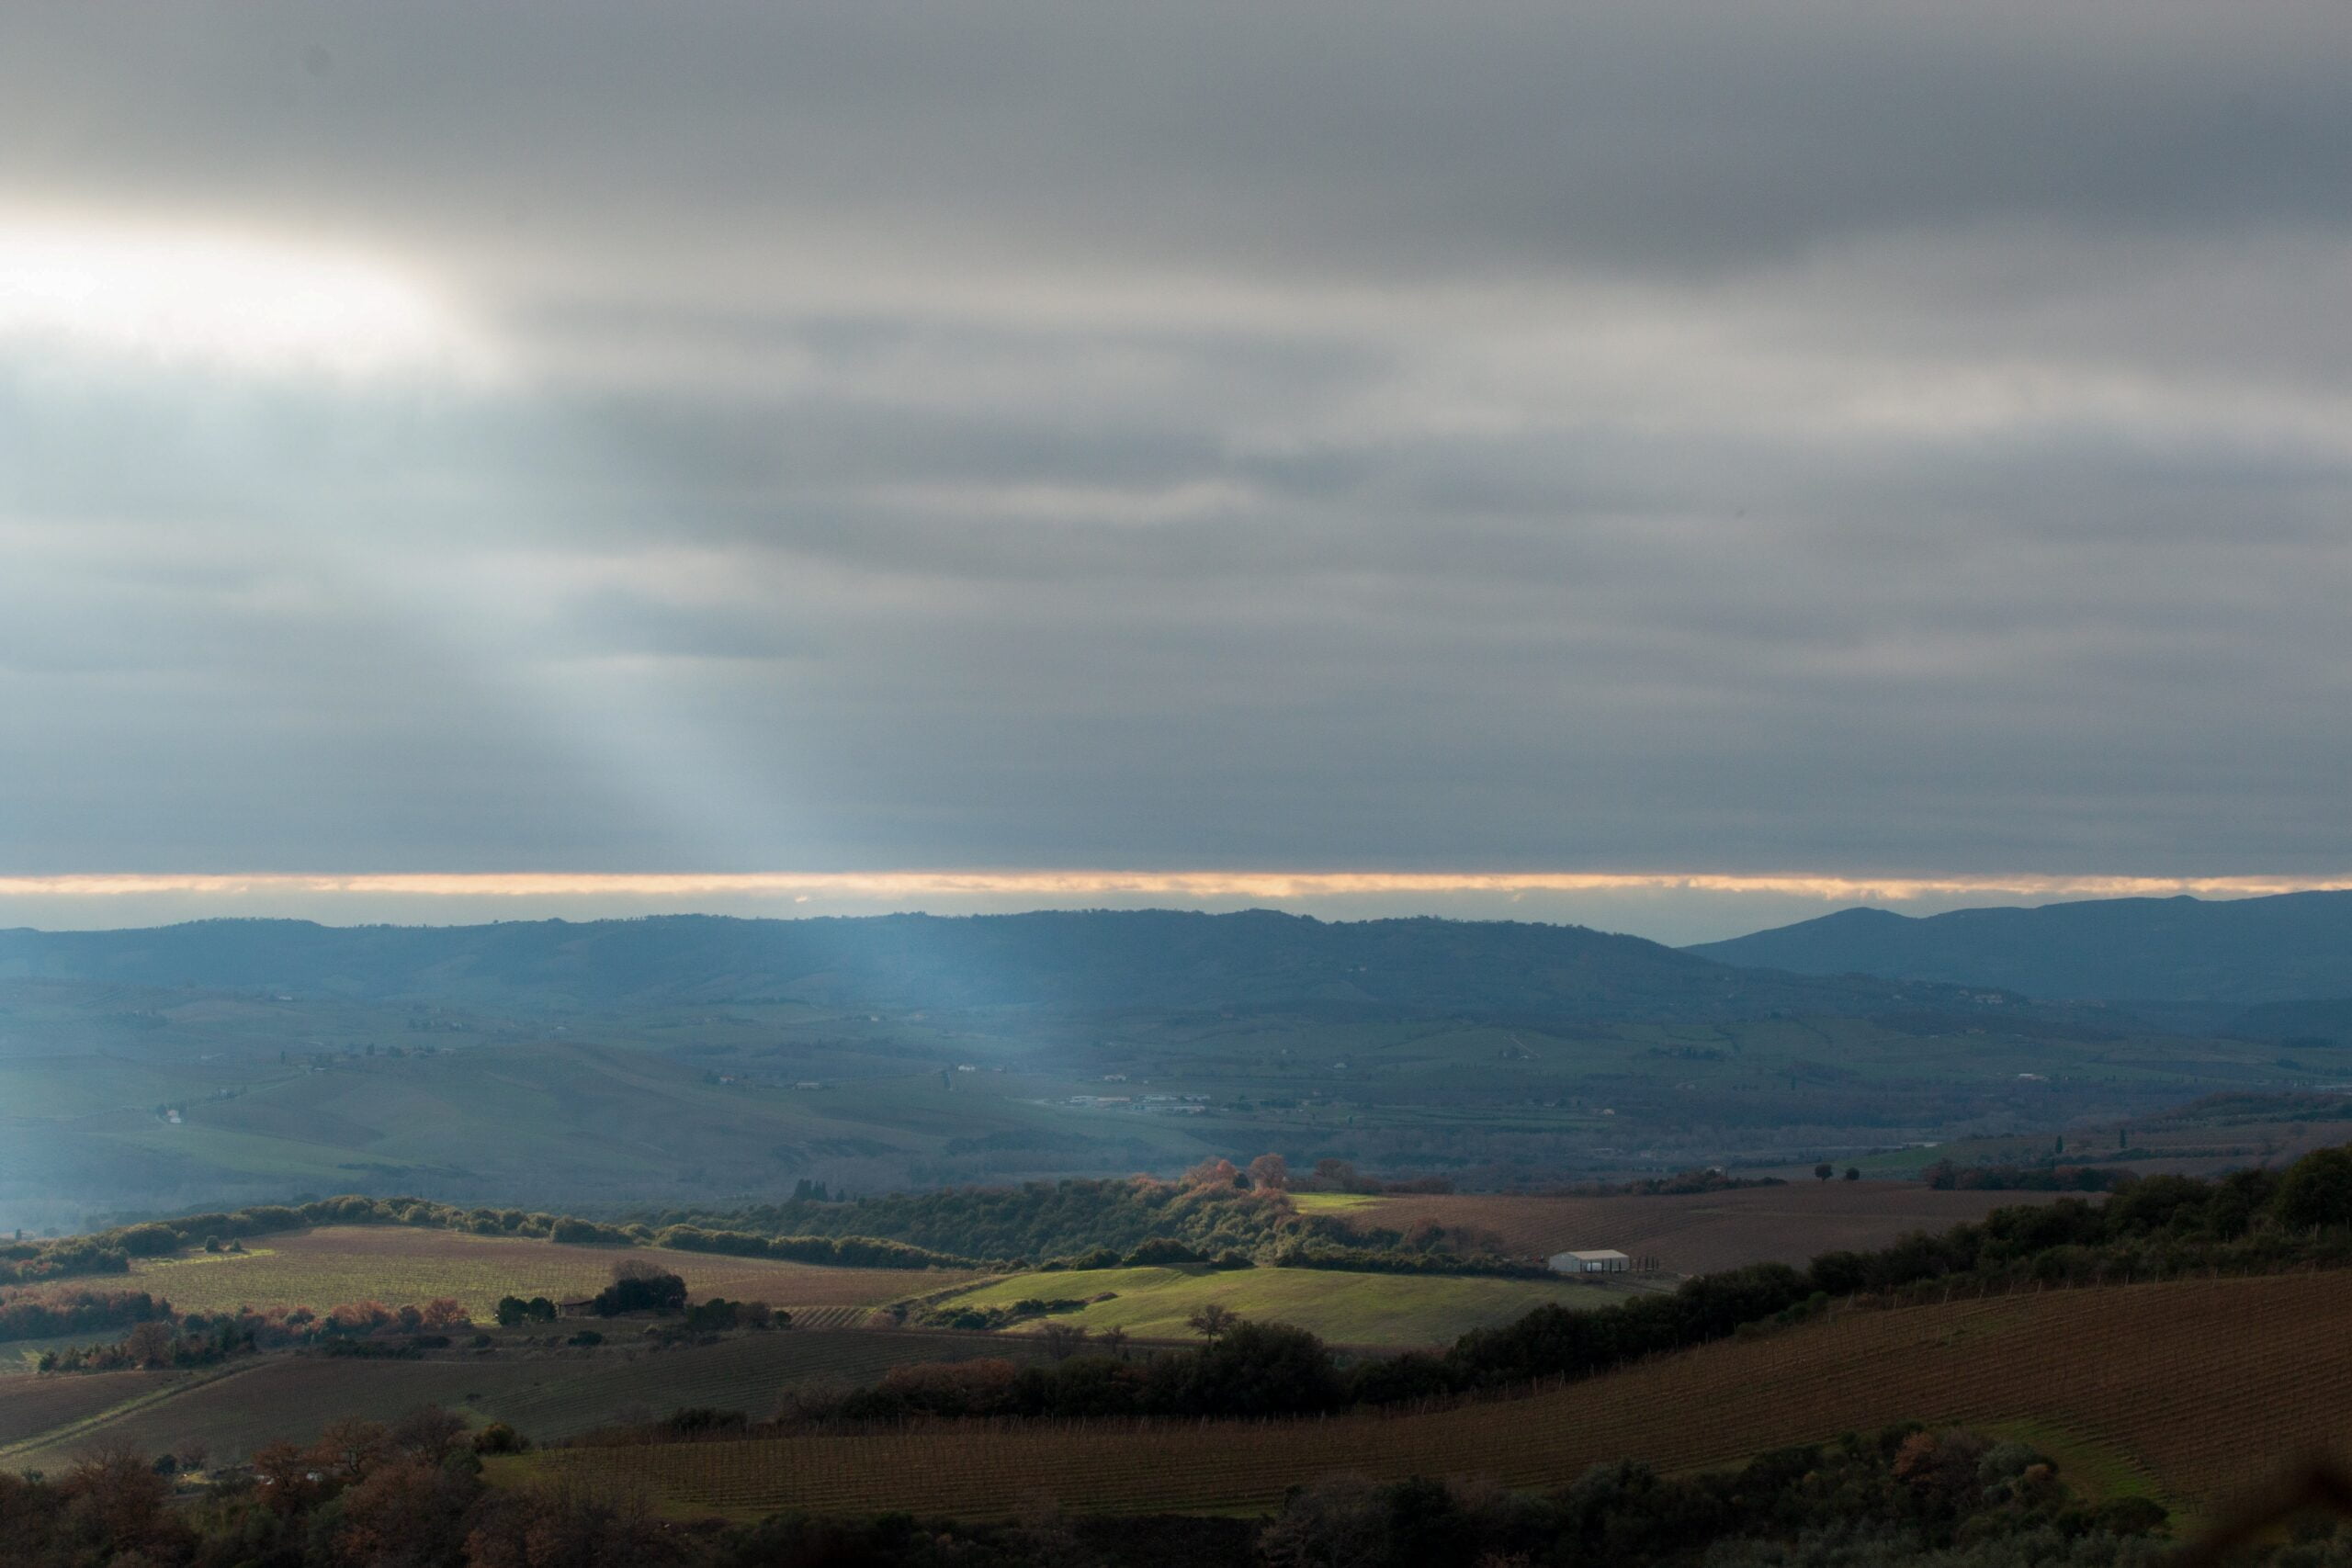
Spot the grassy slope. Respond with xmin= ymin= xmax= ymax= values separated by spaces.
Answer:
xmin=124 ymin=1227 xmax=976 ymax=1319
xmin=936 ymin=1264 xmax=1618 ymax=1346
xmin=529 ymin=1270 xmax=2351 ymax=1523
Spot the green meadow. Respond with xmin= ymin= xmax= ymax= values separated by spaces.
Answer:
xmin=936 ymin=1263 xmax=1614 ymax=1347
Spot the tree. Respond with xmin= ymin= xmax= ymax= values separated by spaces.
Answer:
xmin=1099 ymin=1325 xmax=1130 ymax=1360
xmin=494 ymin=1294 xmax=530 ymax=1328
xmin=1843 ymin=1167 xmax=1861 ymax=1182
xmin=1186 ymin=1302 xmax=1238 ymax=1344
xmin=1155 ymin=1320 xmax=1342 ymax=1418
xmin=1248 ymin=1153 xmax=1291 ymax=1191
xmin=1185 ymin=1156 xmax=1242 ymax=1190
xmin=1313 ymin=1158 xmax=1362 ymax=1191
xmin=1040 ymin=1322 xmax=1091 ymax=1360
xmin=2274 ymin=1145 xmax=2352 ymax=1231
xmin=593 ymin=1261 xmax=687 ymax=1316
xmin=464 ymin=1479 xmax=686 ymax=1568
xmin=390 ymin=1404 xmax=468 ymax=1463
xmin=123 ymin=1319 xmax=177 ymax=1366
xmin=60 ymin=1443 xmax=190 ymax=1561
xmin=1814 ymin=1163 xmax=1833 ymax=1183
xmin=1260 ymin=1473 xmax=1390 ymax=1568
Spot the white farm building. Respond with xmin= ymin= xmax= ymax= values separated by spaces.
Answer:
xmin=1548 ymin=1248 xmax=1631 ymax=1274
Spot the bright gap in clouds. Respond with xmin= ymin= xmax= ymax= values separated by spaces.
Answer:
xmin=0 ymin=215 xmax=485 ymax=378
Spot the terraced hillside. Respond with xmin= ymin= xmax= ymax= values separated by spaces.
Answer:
xmin=1297 ymin=1182 xmax=2069 ymax=1273
xmin=126 ymin=1226 xmax=976 ymax=1319
xmin=529 ymin=1271 xmax=2352 ymax=1521
xmin=0 ymin=1327 xmax=1046 ymax=1470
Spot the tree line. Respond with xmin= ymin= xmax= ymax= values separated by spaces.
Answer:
xmin=0 ymin=1414 xmax=2193 ymax=1567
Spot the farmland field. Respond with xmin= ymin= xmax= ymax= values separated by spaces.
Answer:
xmin=0 ymin=1369 xmax=162 ymax=1450
xmin=528 ymin=1270 xmax=2352 ymax=1522
xmin=936 ymin=1263 xmax=1623 ymax=1346
xmin=1302 ymin=1181 xmax=2070 ymax=1273
xmin=127 ymin=1227 xmax=978 ymax=1319
xmin=0 ymin=1326 xmax=1048 ymax=1469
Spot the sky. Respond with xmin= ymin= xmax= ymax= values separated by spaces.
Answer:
xmin=2 ymin=4 xmax=2348 ymax=946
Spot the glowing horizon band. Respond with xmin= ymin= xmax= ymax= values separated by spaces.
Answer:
xmin=3 ymin=872 xmax=2350 ymax=904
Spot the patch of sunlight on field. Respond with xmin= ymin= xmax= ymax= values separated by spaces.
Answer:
xmin=944 ymin=1263 xmax=1607 ymax=1347
xmin=1286 ymin=1192 xmax=1387 ymax=1213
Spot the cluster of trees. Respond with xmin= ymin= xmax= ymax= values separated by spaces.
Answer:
xmin=1532 ymin=1167 xmax=1788 ymax=1198
xmin=492 ymin=1295 xmax=558 ymax=1326
xmin=0 ymin=1409 xmax=2235 ymax=1568
xmin=37 ymin=1298 xmax=473 ymax=1373
xmin=0 ymin=1234 xmax=134 ymax=1287
xmin=648 ymin=1168 xmax=1308 ymax=1261
xmin=1925 ymin=1161 xmax=2131 ymax=1191
xmin=0 ymin=1412 xmax=2193 ymax=1568
xmin=1252 ymin=1428 xmax=2174 ymax=1568
xmin=649 ymin=1225 xmax=970 ymax=1269
xmin=774 ymin=1318 xmax=1351 ymax=1424
xmin=649 ymin=1166 xmax=1520 ymax=1269
xmin=0 ymin=1286 xmax=171 ymax=1343
xmin=590 ymin=1261 xmax=688 ymax=1316
xmin=0 ymin=1412 xmax=1170 ymax=1567
xmin=684 ymin=1296 xmax=780 ymax=1332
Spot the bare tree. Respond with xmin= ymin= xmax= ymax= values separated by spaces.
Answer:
xmin=1099 ymin=1325 xmax=1130 ymax=1360
xmin=1040 ymin=1322 xmax=1091 ymax=1360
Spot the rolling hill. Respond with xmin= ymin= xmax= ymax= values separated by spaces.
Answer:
xmin=523 ymin=1270 xmax=2349 ymax=1522
xmin=0 ymin=910 xmax=2000 ymax=1022
xmin=1690 ymin=891 xmax=2352 ymax=1013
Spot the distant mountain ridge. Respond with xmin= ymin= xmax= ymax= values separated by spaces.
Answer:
xmin=1689 ymin=890 xmax=2352 ymax=1010
xmin=0 ymin=909 xmax=1994 ymax=1022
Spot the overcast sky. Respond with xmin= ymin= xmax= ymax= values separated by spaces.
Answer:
xmin=3 ymin=4 xmax=2348 ymax=942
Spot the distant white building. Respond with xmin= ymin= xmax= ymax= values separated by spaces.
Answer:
xmin=1549 ymin=1249 xmax=1631 ymax=1274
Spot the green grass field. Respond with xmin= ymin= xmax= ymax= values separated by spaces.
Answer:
xmin=936 ymin=1263 xmax=1613 ymax=1346
xmin=128 ymin=1227 xmax=975 ymax=1320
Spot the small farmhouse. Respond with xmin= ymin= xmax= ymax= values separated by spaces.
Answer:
xmin=1548 ymin=1248 xmax=1631 ymax=1274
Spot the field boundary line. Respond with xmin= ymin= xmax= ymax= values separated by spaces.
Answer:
xmin=0 ymin=1360 xmax=272 ymax=1462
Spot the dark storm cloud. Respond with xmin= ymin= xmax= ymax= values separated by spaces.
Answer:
xmin=0 ymin=2 xmax=2348 ymax=892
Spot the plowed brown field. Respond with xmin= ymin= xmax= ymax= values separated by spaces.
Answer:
xmin=527 ymin=1270 xmax=2352 ymax=1521
xmin=1329 ymin=1182 xmax=2067 ymax=1272
xmin=0 ymin=1327 xmax=1046 ymax=1469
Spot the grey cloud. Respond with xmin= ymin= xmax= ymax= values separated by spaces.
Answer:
xmin=0 ymin=4 xmax=2348 ymax=893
